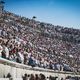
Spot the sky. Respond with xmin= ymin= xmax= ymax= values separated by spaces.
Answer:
xmin=3 ymin=0 xmax=80 ymax=29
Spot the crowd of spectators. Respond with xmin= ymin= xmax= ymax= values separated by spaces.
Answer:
xmin=5 ymin=73 xmax=80 ymax=80
xmin=22 ymin=73 xmax=58 ymax=80
xmin=0 ymin=11 xmax=80 ymax=72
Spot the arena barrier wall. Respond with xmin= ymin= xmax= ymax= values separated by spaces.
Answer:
xmin=0 ymin=79 xmax=9 ymax=80
xmin=0 ymin=57 xmax=80 ymax=80
xmin=0 ymin=78 xmax=22 ymax=80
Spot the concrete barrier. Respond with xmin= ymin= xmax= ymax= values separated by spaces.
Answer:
xmin=0 ymin=57 xmax=80 ymax=79
xmin=12 ymin=78 xmax=22 ymax=80
xmin=0 ymin=78 xmax=22 ymax=80
xmin=0 ymin=78 xmax=9 ymax=80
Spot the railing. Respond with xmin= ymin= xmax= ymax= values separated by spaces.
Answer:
xmin=0 ymin=57 xmax=80 ymax=79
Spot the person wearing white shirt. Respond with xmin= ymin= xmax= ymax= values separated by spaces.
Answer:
xmin=0 ymin=39 xmax=3 ymax=57
xmin=18 ymin=51 xmax=24 ymax=63
xmin=3 ymin=44 xmax=9 ymax=59
xmin=0 ymin=44 xmax=3 ymax=57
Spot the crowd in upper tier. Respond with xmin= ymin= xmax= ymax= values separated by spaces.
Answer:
xmin=0 ymin=11 xmax=80 ymax=72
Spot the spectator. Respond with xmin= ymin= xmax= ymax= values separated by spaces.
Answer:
xmin=29 ymin=74 xmax=35 ymax=80
xmin=0 ymin=39 xmax=3 ymax=57
xmin=0 ymin=11 xmax=80 ymax=72
xmin=39 ymin=74 xmax=46 ymax=80
xmin=28 ymin=55 xmax=36 ymax=67
xmin=6 ymin=73 xmax=12 ymax=78
xmin=2 ymin=43 xmax=9 ymax=59
xmin=35 ymin=74 xmax=39 ymax=80
xmin=22 ymin=73 xmax=28 ymax=80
